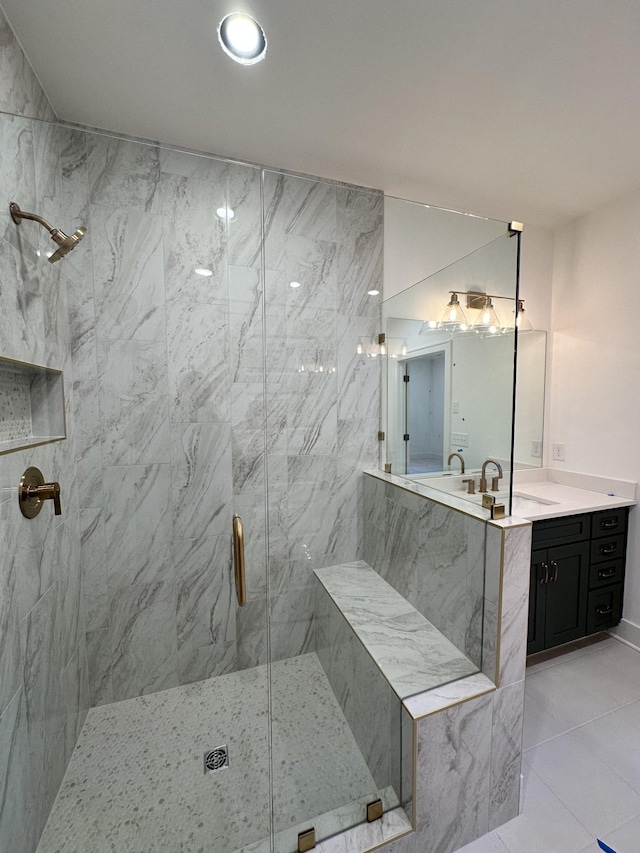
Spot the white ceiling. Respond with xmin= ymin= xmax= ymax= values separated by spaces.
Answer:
xmin=4 ymin=0 xmax=640 ymax=228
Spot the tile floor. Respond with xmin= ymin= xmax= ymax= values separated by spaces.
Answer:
xmin=36 ymin=653 xmax=397 ymax=853
xmin=458 ymin=634 xmax=640 ymax=853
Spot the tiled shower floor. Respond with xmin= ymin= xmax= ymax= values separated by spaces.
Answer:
xmin=37 ymin=653 xmax=387 ymax=853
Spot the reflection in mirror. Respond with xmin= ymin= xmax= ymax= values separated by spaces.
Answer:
xmin=381 ymin=206 xmax=545 ymax=510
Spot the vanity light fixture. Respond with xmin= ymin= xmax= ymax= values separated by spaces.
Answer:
xmin=218 ymin=13 xmax=267 ymax=65
xmin=194 ymin=267 xmax=213 ymax=277
xmin=368 ymin=289 xmax=380 ymax=296
xmin=289 ymin=281 xmax=301 ymax=288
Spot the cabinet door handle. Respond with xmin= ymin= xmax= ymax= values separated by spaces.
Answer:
xmin=600 ymin=518 xmax=618 ymax=530
xmin=598 ymin=567 xmax=616 ymax=579
xmin=549 ymin=560 xmax=559 ymax=583
xmin=600 ymin=543 xmax=617 ymax=555
xmin=595 ymin=605 xmax=613 ymax=616
xmin=540 ymin=562 xmax=549 ymax=585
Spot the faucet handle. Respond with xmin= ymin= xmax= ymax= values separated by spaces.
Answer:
xmin=462 ymin=478 xmax=476 ymax=495
xmin=491 ymin=475 xmax=501 ymax=492
xmin=18 ymin=467 xmax=62 ymax=518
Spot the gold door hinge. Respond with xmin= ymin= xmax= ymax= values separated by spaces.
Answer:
xmin=298 ymin=828 xmax=316 ymax=852
xmin=367 ymin=799 xmax=383 ymax=822
xmin=378 ymin=431 xmax=385 ymax=441
xmin=378 ymin=333 xmax=386 ymax=345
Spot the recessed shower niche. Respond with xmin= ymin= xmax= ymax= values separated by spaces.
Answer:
xmin=0 ymin=356 xmax=65 ymax=455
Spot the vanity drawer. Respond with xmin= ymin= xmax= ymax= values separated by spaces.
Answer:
xmin=588 ymin=559 xmax=624 ymax=590
xmin=532 ymin=514 xmax=590 ymax=548
xmin=591 ymin=508 xmax=627 ymax=539
xmin=586 ymin=585 xmax=622 ymax=634
xmin=590 ymin=534 xmax=625 ymax=564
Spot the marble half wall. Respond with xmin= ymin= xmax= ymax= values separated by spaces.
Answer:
xmin=354 ymin=481 xmax=531 ymax=853
xmin=363 ymin=473 xmax=486 ymax=667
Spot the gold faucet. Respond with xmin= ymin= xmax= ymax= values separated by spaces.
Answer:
xmin=447 ymin=452 xmax=465 ymax=474
xmin=479 ymin=459 xmax=503 ymax=493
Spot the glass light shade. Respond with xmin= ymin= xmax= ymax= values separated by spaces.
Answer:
xmin=472 ymin=297 xmax=502 ymax=335
xmin=419 ymin=319 xmax=439 ymax=335
xmin=438 ymin=292 xmax=469 ymax=331
xmin=515 ymin=299 xmax=534 ymax=332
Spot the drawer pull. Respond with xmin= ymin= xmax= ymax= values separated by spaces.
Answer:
xmin=598 ymin=567 xmax=616 ymax=579
xmin=599 ymin=543 xmax=617 ymax=555
xmin=549 ymin=560 xmax=559 ymax=583
xmin=540 ymin=562 xmax=549 ymax=585
xmin=600 ymin=518 xmax=618 ymax=530
xmin=595 ymin=605 xmax=613 ymax=616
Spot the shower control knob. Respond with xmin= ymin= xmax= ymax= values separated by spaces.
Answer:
xmin=18 ymin=467 xmax=62 ymax=518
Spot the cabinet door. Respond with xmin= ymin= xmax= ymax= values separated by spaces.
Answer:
xmin=544 ymin=542 xmax=590 ymax=649
xmin=527 ymin=549 xmax=548 ymax=655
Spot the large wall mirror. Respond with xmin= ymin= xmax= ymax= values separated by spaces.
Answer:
xmin=380 ymin=197 xmax=546 ymax=505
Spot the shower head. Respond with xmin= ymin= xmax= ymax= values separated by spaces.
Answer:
xmin=48 ymin=226 xmax=87 ymax=263
xmin=10 ymin=202 xmax=86 ymax=264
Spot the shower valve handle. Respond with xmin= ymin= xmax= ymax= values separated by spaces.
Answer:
xmin=19 ymin=467 xmax=62 ymax=518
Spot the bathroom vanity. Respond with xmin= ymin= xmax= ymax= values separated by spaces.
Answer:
xmin=511 ymin=471 xmax=636 ymax=656
xmin=527 ymin=507 xmax=628 ymax=654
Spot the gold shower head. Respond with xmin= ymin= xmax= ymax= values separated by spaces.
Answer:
xmin=10 ymin=202 xmax=86 ymax=263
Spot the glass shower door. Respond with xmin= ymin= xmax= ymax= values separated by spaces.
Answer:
xmin=262 ymin=170 xmax=405 ymax=850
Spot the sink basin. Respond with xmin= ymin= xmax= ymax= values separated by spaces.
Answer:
xmin=511 ymin=493 xmax=560 ymax=518
xmin=512 ymin=492 xmax=560 ymax=506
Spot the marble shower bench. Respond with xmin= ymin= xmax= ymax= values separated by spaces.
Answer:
xmin=314 ymin=561 xmax=478 ymax=700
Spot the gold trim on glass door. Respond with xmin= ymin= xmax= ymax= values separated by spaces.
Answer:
xmin=233 ymin=514 xmax=247 ymax=606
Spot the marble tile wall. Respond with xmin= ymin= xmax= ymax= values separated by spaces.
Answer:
xmin=315 ymin=579 xmax=405 ymax=801
xmin=65 ymin=135 xmax=383 ymax=702
xmin=363 ymin=474 xmax=486 ymax=667
xmin=0 ymin=13 xmax=89 ymax=851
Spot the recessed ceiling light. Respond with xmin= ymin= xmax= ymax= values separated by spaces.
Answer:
xmin=218 ymin=13 xmax=267 ymax=65
xmin=195 ymin=268 xmax=213 ymax=277
xmin=289 ymin=281 xmax=301 ymax=288
xmin=216 ymin=206 xmax=236 ymax=222
xmin=368 ymin=289 xmax=380 ymax=296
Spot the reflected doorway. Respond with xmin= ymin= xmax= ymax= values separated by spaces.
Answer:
xmin=403 ymin=346 xmax=449 ymax=474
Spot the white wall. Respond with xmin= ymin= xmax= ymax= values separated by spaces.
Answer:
xmin=549 ymin=187 xmax=640 ymax=633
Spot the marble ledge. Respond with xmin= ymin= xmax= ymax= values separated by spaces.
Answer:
xmin=239 ymin=808 xmax=411 ymax=853
xmin=402 ymin=672 xmax=495 ymax=721
xmin=365 ymin=469 xmax=490 ymax=522
xmin=314 ymin=561 xmax=478 ymax=706
xmin=311 ymin=808 xmax=412 ymax=853
xmin=365 ymin=467 xmax=636 ymax=528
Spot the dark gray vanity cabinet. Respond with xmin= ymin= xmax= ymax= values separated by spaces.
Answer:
xmin=527 ymin=507 xmax=628 ymax=655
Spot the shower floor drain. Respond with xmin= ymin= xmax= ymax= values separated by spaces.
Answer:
xmin=204 ymin=745 xmax=229 ymax=774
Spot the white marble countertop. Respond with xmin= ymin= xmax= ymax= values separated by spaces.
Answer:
xmin=508 ymin=468 xmax=636 ymax=522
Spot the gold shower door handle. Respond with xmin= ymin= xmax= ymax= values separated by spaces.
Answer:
xmin=233 ymin=514 xmax=247 ymax=607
